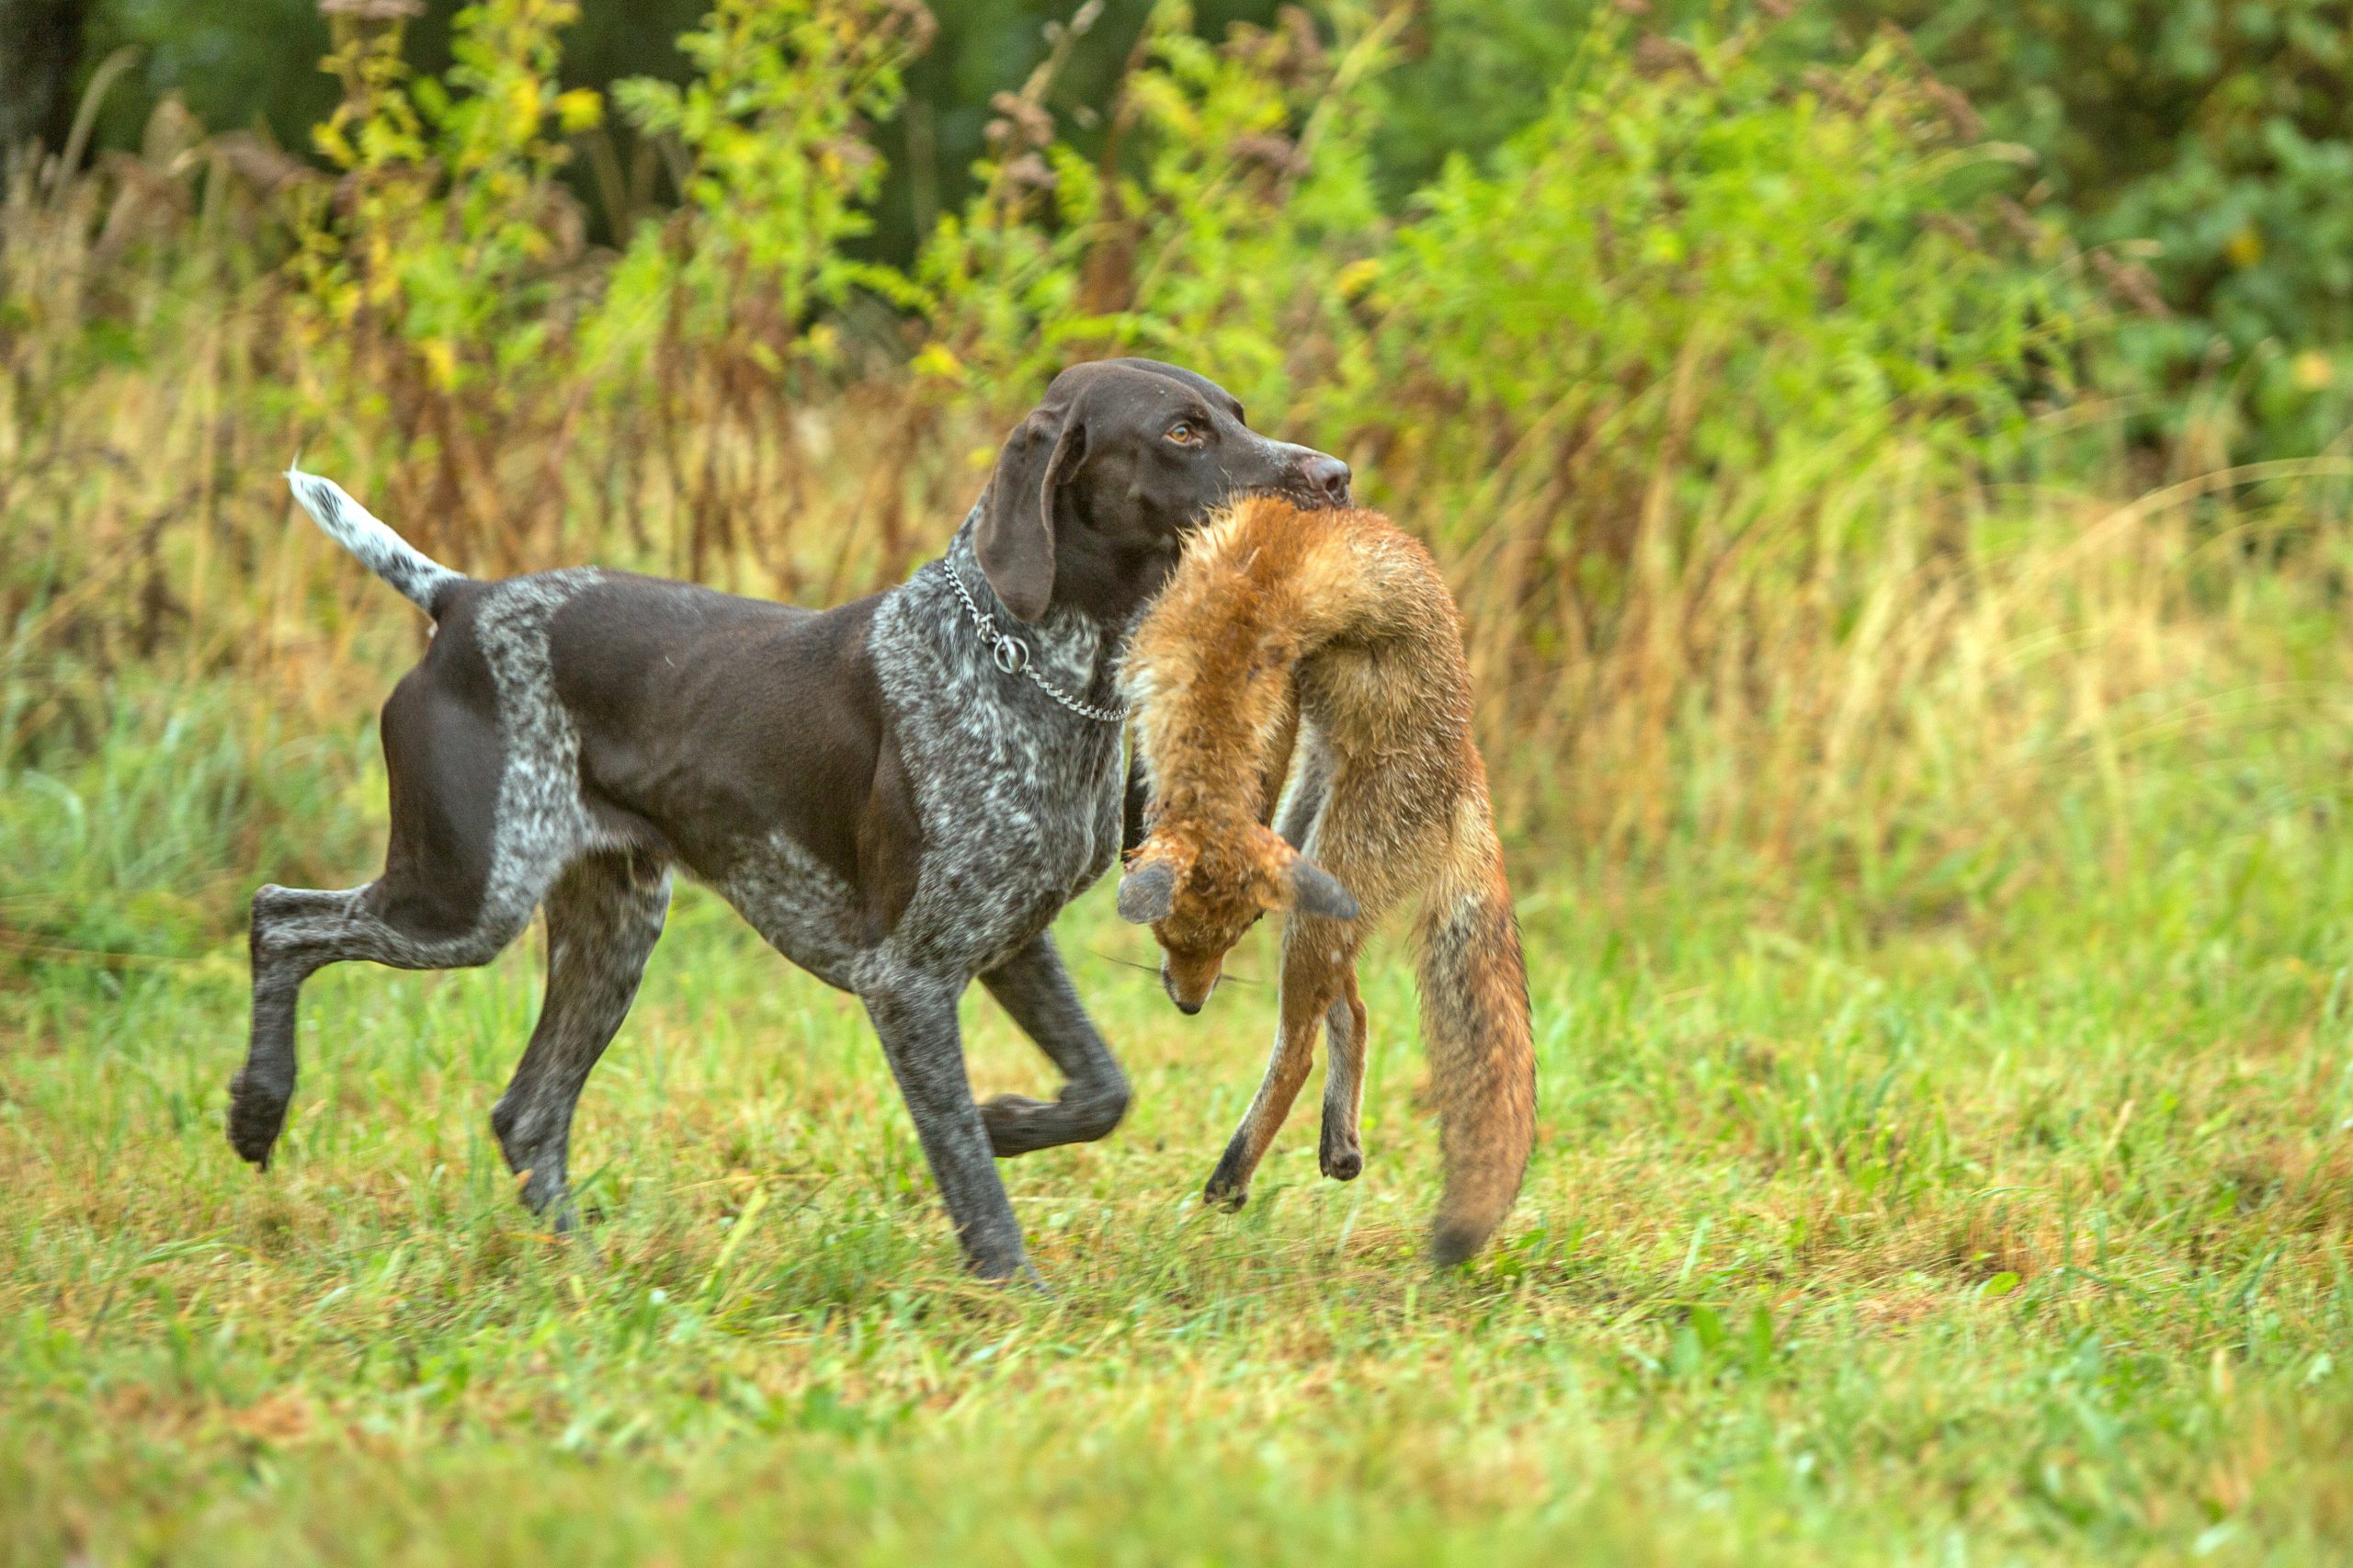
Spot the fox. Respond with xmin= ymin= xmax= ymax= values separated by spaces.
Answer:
xmin=1114 ymin=494 xmax=1536 ymax=1267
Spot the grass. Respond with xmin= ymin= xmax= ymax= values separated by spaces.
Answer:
xmin=5 ymin=671 xmax=2353 ymax=1564
xmin=6 ymin=7 xmax=2352 ymax=1558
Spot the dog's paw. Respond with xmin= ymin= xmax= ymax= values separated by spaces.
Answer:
xmin=225 ymin=1072 xmax=289 ymax=1170
xmin=979 ymin=1093 xmax=1057 ymax=1156
xmin=540 ymin=1199 xmax=608 ymax=1237
xmin=509 ymin=1162 xmax=574 ymax=1223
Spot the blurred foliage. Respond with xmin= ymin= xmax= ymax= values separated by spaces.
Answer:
xmin=1363 ymin=0 xmax=2353 ymax=458
xmin=1829 ymin=0 xmax=2353 ymax=457
xmin=4 ymin=0 xmax=2169 ymax=860
xmin=78 ymin=0 xmax=338 ymax=158
xmin=38 ymin=0 xmax=2353 ymax=457
xmin=301 ymin=0 xmax=603 ymax=392
xmin=602 ymin=0 xmax=929 ymax=358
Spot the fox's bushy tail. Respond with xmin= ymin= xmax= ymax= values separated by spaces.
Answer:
xmin=285 ymin=467 xmax=465 ymax=618
xmin=1416 ymin=808 xmax=1537 ymax=1267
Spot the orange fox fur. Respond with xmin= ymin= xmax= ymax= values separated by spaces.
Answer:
xmin=1116 ymin=495 xmax=1536 ymax=1266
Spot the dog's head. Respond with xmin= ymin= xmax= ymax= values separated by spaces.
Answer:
xmin=1117 ymin=821 xmax=1358 ymax=1014
xmin=974 ymin=358 xmax=1352 ymax=624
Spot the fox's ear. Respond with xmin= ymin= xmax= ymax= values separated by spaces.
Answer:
xmin=1118 ymin=860 xmax=1178 ymax=924
xmin=1285 ymin=857 xmax=1359 ymax=922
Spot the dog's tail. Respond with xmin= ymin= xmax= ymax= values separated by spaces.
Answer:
xmin=285 ymin=467 xmax=466 ymax=618
xmin=1415 ymin=800 xmax=1537 ymax=1267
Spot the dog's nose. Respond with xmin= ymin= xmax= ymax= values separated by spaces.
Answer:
xmin=1175 ymin=996 xmax=1204 ymax=1017
xmin=1300 ymin=453 xmax=1352 ymax=506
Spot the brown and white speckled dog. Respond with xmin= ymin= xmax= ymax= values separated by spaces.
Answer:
xmin=1115 ymin=495 xmax=1536 ymax=1266
xmin=226 ymin=359 xmax=1352 ymax=1283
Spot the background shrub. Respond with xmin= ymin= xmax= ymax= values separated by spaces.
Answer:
xmin=2 ymin=0 xmax=2347 ymax=911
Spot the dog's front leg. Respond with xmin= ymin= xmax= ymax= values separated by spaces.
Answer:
xmin=860 ymin=969 xmax=1031 ymax=1280
xmin=978 ymin=933 xmax=1131 ymax=1156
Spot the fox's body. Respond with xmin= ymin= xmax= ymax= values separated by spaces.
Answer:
xmin=1117 ymin=496 xmax=1535 ymax=1265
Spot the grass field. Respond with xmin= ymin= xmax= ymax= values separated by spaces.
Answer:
xmin=5 ymin=663 xmax=2352 ymax=1565
xmin=9 ymin=0 xmax=2353 ymax=1556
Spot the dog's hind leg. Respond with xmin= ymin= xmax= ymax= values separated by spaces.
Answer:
xmin=490 ymin=847 xmax=670 ymax=1224
xmin=230 ymin=661 xmax=553 ymax=1171
xmin=231 ymin=884 xmax=363 ymax=1168
xmin=977 ymin=932 xmax=1131 ymax=1156
xmin=230 ymin=877 xmax=533 ymax=1170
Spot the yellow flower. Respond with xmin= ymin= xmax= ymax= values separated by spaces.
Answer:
xmin=912 ymin=343 xmax=966 ymax=384
xmin=1335 ymin=257 xmax=1382 ymax=302
xmin=556 ymin=89 xmax=603 ymax=135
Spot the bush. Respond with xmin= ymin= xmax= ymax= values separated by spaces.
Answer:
xmin=23 ymin=0 xmax=2339 ymax=915
xmin=1827 ymin=0 xmax=2353 ymax=458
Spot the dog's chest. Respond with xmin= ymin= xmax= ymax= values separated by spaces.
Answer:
xmin=870 ymin=562 xmax=1124 ymax=970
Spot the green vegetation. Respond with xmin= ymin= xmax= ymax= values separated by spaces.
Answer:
xmin=5 ymin=0 xmax=2353 ymax=1560
xmin=40 ymin=0 xmax=2353 ymax=452
xmin=6 ymin=663 xmax=2353 ymax=1562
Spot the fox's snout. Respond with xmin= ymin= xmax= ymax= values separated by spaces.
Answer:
xmin=1159 ymin=949 xmax=1224 ymax=1015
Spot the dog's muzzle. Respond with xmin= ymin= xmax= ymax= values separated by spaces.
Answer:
xmin=1298 ymin=453 xmax=1352 ymax=507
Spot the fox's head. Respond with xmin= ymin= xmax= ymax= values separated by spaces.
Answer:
xmin=1117 ymin=822 xmax=1358 ymax=1013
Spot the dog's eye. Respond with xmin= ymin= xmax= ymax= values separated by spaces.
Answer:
xmin=1165 ymin=420 xmax=1204 ymax=447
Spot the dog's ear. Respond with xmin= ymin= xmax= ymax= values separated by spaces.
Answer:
xmin=976 ymin=404 xmax=1086 ymax=623
xmin=1283 ymin=856 xmax=1359 ymax=922
xmin=1117 ymin=859 xmax=1178 ymax=925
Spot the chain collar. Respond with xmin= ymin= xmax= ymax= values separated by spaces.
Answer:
xmin=946 ymin=563 xmax=1129 ymax=725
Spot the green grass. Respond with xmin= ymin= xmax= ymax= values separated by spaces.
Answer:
xmin=5 ymin=685 xmax=2353 ymax=1565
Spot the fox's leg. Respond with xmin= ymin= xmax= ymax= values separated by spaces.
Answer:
xmin=1272 ymin=732 xmax=1332 ymax=850
xmin=1279 ymin=747 xmax=1373 ymax=1184
xmin=1316 ymin=969 xmax=1370 ymax=1181
xmin=1203 ymin=919 xmax=1355 ymax=1211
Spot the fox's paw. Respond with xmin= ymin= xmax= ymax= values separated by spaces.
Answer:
xmin=1202 ymin=1177 xmax=1249 ymax=1212
xmin=1318 ymin=1113 xmax=1364 ymax=1181
xmin=1202 ymin=1136 xmax=1253 ymax=1212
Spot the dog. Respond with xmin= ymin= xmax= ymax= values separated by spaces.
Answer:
xmin=1117 ymin=496 xmax=1534 ymax=1266
xmin=228 ymin=358 xmax=1351 ymax=1281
